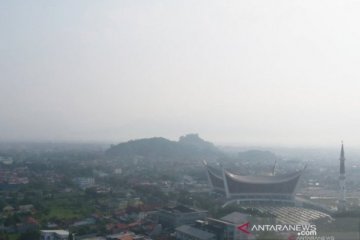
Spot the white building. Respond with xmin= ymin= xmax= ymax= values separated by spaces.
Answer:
xmin=40 ymin=230 xmax=69 ymax=240
xmin=73 ymin=177 xmax=95 ymax=190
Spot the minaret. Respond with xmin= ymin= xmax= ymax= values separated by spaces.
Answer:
xmin=338 ymin=142 xmax=346 ymax=211
xmin=272 ymin=160 xmax=277 ymax=176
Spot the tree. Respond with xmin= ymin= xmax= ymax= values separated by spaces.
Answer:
xmin=17 ymin=230 xmax=40 ymax=240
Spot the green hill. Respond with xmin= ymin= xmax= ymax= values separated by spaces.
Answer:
xmin=106 ymin=134 xmax=223 ymax=161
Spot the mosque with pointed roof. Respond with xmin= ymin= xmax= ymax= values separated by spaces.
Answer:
xmin=203 ymin=160 xmax=305 ymax=205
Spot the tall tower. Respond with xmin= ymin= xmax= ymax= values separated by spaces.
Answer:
xmin=338 ymin=142 xmax=346 ymax=211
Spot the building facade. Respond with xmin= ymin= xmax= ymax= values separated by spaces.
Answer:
xmin=157 ymin=205 xmax=208 ymax=228
xmin=176 ymin=225 xmax=216 ymax=240
xmin=203 ymin=161 xmax=304 ymax=203
xmin=40 ymin=230 xmax=70 ymax=240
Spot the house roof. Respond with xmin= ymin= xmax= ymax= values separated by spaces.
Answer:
xmin=176 ymin=225 xmax=215 ymax=240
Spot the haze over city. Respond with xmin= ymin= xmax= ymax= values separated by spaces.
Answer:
xmin=2 ymin=2 xmax=360 ymax=239
xmin=2 ymin=0 xmax=360 ymax=147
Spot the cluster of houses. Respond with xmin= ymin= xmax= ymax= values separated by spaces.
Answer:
xmin=0 ymin=204 xmax=39 ymax=233
xmin=0 ymin=169 xmax=29 ymax=186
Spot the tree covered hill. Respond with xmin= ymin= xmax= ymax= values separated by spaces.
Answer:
xmin=105 ymin=134 xmax=223 ymax=161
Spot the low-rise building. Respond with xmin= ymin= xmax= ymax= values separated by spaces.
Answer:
xmin=176 ymin=225 xmax=215 ymax=240
xmin=106 ymin=231 xmax=150 ymax=240
xmin=40 ymin=230 xmax=70 ymax=240
xmin=73 ymin=177 xmax=95 ymax=190
xmin=157 ymin=205 xmax=208 ymax=228
xmin=197 ymin=212 xmax=250 ymax=240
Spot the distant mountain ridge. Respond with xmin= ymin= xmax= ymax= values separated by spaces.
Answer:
xmin=106 ymin=134 xmax=223 ymax=161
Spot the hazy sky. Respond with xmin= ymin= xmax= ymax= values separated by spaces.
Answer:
xmin=1 ymin=0 xmax=360 ymax=146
